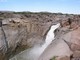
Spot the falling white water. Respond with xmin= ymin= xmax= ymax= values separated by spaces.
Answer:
xmin=10 ymin=23 xmax=60 ymax=60
xmin=39 ymin=23 xmax=60 ymax=52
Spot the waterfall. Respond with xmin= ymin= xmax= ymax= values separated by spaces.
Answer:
xmin=10 ymin=23 xmax=60 ymax=60
xmin=41 ymin=23 xmax=60 ymax=50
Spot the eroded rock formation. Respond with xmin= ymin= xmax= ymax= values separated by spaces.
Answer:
xmin=0 ymin=11 xmax=80 ymax=60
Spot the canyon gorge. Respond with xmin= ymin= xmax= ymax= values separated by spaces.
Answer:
xmin=0 ymin=11 xmax=80 ymax=60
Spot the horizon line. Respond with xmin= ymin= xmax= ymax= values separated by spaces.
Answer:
xmin=0 ymin=10 xmax=80 ymax=15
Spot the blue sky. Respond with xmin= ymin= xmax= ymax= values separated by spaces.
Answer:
xmin=0 ymin=0 xmax=80 ymax=14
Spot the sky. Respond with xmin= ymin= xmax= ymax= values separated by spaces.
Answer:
xmin=0 ymin=0 xmax=80 ymax=14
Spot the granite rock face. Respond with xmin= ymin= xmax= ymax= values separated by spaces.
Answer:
xmin=0 ymin=12 xmax=80 ymax=60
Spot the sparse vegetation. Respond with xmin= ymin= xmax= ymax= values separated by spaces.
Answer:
xmin=50 ymin=56 xmax=56 ymax=60
xmin=13 ymin=11 xmax=52 ymax=14
xmin=13 ymin=11 xmax=33 ymax=14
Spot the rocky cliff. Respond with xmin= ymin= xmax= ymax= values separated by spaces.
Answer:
xmin=0 ymin=11 xmax=80 ymax=60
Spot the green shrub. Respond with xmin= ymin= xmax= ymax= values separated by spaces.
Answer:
xmin=50 ymin=56 xmax=56 ymax=60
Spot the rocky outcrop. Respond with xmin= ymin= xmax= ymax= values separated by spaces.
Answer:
xmin=0 ymin=17 xmax=52 ymax=60
xmin=0 ymin=12 xmax=80 ymax=60
xmin=0 ymin=20 xmax=8 ymax=60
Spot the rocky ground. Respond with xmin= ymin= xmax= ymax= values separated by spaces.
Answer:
xmin=0 ymin=11 xmax=80 ymax=60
